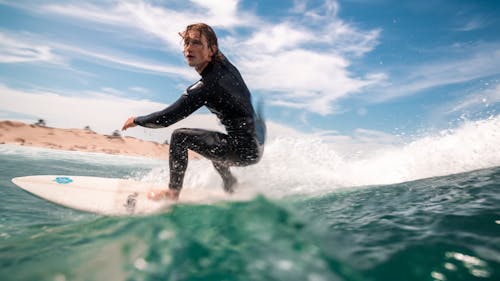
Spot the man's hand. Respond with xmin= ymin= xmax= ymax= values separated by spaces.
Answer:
xmin=122 ymin=117 xmax=137 ymax=131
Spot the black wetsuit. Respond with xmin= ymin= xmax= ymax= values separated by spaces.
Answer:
xmin=134 ymin=58 xmax=265 ymax=192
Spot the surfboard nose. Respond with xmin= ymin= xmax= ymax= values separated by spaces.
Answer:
xmin=11 ymin=176 xmax=23 ymax=185
xmin=12 ymin=176 xmax=39 ymax=185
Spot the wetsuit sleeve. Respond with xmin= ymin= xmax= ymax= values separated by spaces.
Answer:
xmin=134 ymin=85 xmax=208 ymax=128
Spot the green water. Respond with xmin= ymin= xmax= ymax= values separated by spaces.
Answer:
xmin=0 ymin=146 xmax=499 ymax=281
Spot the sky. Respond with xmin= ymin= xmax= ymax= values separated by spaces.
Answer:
xmin=1 ymin=0 xmax=499 ymax=146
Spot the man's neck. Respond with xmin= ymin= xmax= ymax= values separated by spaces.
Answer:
xmin=195 ymin=61 xmax=210 ymax=74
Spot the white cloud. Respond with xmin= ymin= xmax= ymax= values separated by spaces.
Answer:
xmin=43 ymin=3 xmax=126 ymax=25
xmin=454 ymin=17 xmax=488 ymax=32
xmin=188 ymin=0 xmax=241 ymax=26
xmin=42 ymin=2 xmax=190 ymax=50
xmin=244 ymin=23 xmax=313 ymax=53
xmin=42 ymin=0 xmax=253 ymax=51
xmin=129 ymin=86 xmax=150 ymax=94
xmin=0 ymin=83 xmax=224 ymax=141
xmin=224 ymin=2 xmax=383 ymax=115
xmin=298 ymin=0 xmax=340 ymax=21
xmin=310 ymin=127 xmax=404 ymax=158
xmin=53 ymin=42 xmax=195 ymax=79
xmin=0 ymin=28 xmax=196 ymax=79
xmin=372 ymin=43 xmax=500 ymax=102
xmin=33 ymin=0 xmax=384 ymax=116
xmin=446 ymin=83 xmax=500 ymax=115
xmin=290 ymin=0 xmax=307 ymax=14
xmin=240 ymin=49 xmax=382 ymax=115
xmin=0 ymin=32 xmax=62 ymax=64
xmin=0 ymin=84 xmax=154 ymax=133
xmin=353 ymin=128 xmax=401 ymax=144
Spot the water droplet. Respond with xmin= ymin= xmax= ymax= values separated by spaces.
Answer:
xmin=444 ymin=262 xmax=456 ymax=271
xmin=158 ymin=230 xmax=174 ymax=240
xmin=431 ymin=271 xmax=446 ymax=281
xmin=53 ymin=274 xmax=66 ymax=281
xmin=134 ymin=258 xmax=148 ymax=270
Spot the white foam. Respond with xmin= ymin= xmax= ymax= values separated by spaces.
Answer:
xmin=342 ymin=115 xmax=500 ymax=186
xmin=169 ymin=115 xmax=500 ymax=197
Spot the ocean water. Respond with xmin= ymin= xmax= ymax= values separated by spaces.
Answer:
xmin=1 ymin=117 xmax=500 ymax=281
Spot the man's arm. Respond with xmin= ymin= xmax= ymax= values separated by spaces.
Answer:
xmin=130 ymin=88 xmax=208 ymax=129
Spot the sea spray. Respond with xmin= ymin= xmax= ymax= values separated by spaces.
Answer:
xmin=339 ymin=114 xmax=500 ymax=186
xmin=136 ymin=115 xmax=500 ymax=197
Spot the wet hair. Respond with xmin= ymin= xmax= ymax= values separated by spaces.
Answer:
xmin=179 ymin=23 xmax=225 ymax=62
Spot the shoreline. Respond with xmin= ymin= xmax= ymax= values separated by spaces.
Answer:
xmin=0 ymin=120 xmax=198 ymax=160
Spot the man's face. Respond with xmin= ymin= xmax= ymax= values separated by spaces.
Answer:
xmin=183 ymin=30 xmax=214 ymax=71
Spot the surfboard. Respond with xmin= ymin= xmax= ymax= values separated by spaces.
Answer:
xmin=11 ymin=175 xmax=231 ymax=216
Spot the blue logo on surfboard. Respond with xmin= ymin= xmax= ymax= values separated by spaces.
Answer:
xmin=54 ymin=177 xmax=73 ymax=184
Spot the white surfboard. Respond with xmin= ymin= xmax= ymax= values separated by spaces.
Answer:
xmin=11 ymin=175 xmax=232 ymax=216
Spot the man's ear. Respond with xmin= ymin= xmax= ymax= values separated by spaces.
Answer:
xmin=209 ymin=45 xmax=218 ymax=56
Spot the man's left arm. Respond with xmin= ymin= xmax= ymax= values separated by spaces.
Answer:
xmin=133 ymin=83 xmax=210 ymax=129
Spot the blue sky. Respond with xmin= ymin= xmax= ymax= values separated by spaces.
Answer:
xmin=1 ymin=0 xmax=499 ymax=145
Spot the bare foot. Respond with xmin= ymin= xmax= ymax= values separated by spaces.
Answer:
xmin=147 ymin=189 xmax=180 ymax=201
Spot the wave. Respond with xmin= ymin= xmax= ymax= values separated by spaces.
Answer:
xmin=158 ymin=115 xmax=500 ymax=197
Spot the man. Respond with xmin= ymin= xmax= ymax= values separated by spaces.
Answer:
xmin=122 ymin=23 xmax=265 ymax=200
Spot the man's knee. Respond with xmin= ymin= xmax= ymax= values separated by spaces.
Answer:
xmin=170 ymin=128 xmax=191 ymax=144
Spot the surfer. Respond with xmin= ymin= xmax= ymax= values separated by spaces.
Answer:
xmin=122 ymin=23 xmax=265 ymax=200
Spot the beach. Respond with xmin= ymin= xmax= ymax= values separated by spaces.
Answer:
xmin=0 ymin=120 xmax=198 ymax=160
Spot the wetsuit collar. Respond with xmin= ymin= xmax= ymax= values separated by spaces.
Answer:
xmin=200 ymin=61 xmax=215 ymax=78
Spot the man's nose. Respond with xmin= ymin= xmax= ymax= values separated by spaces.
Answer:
xmin=186 ymin=45 xmax=196 ymax=53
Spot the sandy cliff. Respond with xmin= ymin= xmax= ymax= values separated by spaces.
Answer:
xmin=0 ymin=120 xmax=198 ymax=160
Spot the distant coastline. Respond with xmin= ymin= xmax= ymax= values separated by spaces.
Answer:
xmin=0 ymin=120 xmax=198 ymax=160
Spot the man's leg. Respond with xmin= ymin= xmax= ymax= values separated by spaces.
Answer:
xmin=169 ymin=128 xmax=232 ymax=191
xmin=212 ymin=161 xmax=237 ymax=193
